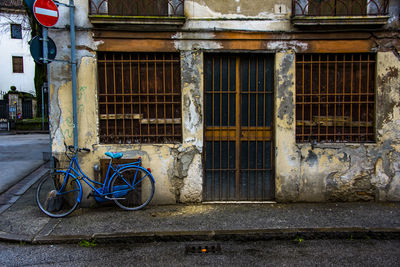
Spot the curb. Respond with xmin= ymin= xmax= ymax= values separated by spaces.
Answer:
xmin=2 ymin=227 xmax=399 ymax=245
xmin=0 ymin=163 xmax=49 ymax=215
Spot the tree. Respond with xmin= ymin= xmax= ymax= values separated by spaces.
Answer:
xmin=22 ymin=0 xmax=47 ymax=117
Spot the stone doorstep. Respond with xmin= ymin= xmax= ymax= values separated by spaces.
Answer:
xmin=8 ymin=227 xmax=399 ymax=245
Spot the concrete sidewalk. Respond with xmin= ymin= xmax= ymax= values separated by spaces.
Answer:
xmin=0 ymin=133 xmax=49 ymax=194
xmin=1 ymin=172 xmax=399 ymax=244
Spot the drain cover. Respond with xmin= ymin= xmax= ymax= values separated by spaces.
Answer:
xmin=185 ymin=244 xmax=222 ymax=255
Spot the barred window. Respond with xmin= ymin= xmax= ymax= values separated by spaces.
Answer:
xmin=12 ymin=56 xmax=23 ymax=73
xmin=296 ymin=53 xmax=375 ymax=143
xmin=97 ymin=52 xmax=182 ymax=144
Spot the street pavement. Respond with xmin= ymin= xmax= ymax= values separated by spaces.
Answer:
xmin=1 ymin=240 xmax=400 ymax=266
xmin=0 ymin=133 xmax=49 ymax=194
xmin=0 ymin=173 xmax=399 ymax=244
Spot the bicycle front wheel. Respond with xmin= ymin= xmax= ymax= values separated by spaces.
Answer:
xmin=110 ymin=167 xmax=155 ymax=211
xmin=36 ymin=171 xmax=81 ymax=218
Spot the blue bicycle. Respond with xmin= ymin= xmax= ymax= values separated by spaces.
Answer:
xmin=36 ymin=144 xmax=155 ymax=218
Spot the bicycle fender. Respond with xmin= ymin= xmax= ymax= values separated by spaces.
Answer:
xmin=55 ymin=170 xmax=83 ymax=203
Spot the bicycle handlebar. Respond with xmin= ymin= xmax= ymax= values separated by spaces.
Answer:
xmin=67 ymin=145 xmax=91 ymax=153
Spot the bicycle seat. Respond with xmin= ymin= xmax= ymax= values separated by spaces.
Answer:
xmin=105 ymin=152 xmax=123 ymax=159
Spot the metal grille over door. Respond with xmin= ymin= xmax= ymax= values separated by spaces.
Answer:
xmin=204 ymin=54 xmax=274 ymax=201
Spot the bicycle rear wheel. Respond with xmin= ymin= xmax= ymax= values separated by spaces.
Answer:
xmin=110 ymin=167 xmax=155 ymax=211
xmin=36 ymin=171 xmax=81 ymax=218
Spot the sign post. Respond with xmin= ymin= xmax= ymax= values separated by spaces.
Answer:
xmin=30 ymin=0 xmax=60 ymax=175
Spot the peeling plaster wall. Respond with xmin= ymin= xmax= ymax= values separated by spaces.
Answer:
xmin=184 ymin=0 xmax=292 ymax=32
xmin=275 ymin=51 xmax=400 ymax=202
xmin=186 ymin=0 xmax=291 ymax=18
xmin=49 ymin=53 xmax=204 ymax=206
xmin=49 ymin=30 xmax=205 ymax=206
xmin=275 ymin=51 xmax=301 ymax=202
xmin=48 ymin=0 xmax=400 ymax=204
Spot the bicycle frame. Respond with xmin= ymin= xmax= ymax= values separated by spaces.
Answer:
xmin=60 ymin=154 xmax=145 ymax=202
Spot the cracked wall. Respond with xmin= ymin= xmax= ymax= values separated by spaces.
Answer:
xmin=48 ymin=1 xmax=400 ymax=205
xmin=276 ymin=51 xmax=400 ymax=202
xmin=49 ymin=45 xmax=204 ymax=206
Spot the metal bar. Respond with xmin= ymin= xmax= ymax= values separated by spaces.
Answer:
xmin=129 ymin=53 xmax=134 ymax=141
xmin=247 ymin=57 xmax=250 ymax=200
xmin=42 ymin=28 xmax=54 ymax=176
xmin=235 ymin=56 xmax=241 ymax=199
xmin=121 ymin=54 xmax=126 ymax=143
xmin=227 ymin=56 xmax=231 ymax=199
xmin=366 ymin=54 xmax=370 ymax=139
xmin=318 ymin=54 xmax=321 ymax=142
xmin=358 ymin=54 xmax=362 ymax=140
xmin=137 ymin=54 xmax=142 ymax=142
xmin=163 ymin=54 xmax=167 ymax=140
xmin=342 ymin=55 xmax=345 ymax=142
xmin=326 ymin=54 xmax=329 ymax=140
xmin=112 ymin=53 xmax=117 ymax=141
xmin=263 ymin=58 xmax=266 ymax=199
xmin=302 ymin=54 xmax=305 ymax=142
xmin=146 ymin=54 xmax=150 ymax=142
xmin=255 ymin=57 xmax=259 ymax=200
xmin=98 ymin=59 xmax=179 ymax=63
xmin=212 ymin=56 xmax=215 ymax=199
xmin=171 ymin=54 xmax=175 ymax=142
xmin=296 ymin=93 xmax=374 ymax=97
xmin=310 ymin=54 xmax=313 ymax=141
xmin=350 ymin=54 xmax=354 ymax=141
xmin=219 ymin=57 xmax=222 ymax=200
xmin=104 ymin=54 xmax=109 ymax=141
xmin=154 ymin=54 xmax=158 ymax=143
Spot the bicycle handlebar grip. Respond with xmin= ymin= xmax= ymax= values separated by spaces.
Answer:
xmin=80 ymin=148 xmax=91 ymax=152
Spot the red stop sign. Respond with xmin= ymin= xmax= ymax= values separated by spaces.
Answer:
xmin=33 ymin=0 xmax=59 ymax=27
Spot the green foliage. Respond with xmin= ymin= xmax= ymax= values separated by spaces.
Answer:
xmin=79 ymin=239 xmax=97 ymax=248
xmin=16 ymin=118 xmax=48 ymax=131
xmin=294 ymin=236 xmax=304 ymax=244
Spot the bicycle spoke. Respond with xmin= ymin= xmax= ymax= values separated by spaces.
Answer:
xmin=36 ymin=172 xmax=81 ymax=218
xmin=110 ymin=167 xmax=155 ymax=211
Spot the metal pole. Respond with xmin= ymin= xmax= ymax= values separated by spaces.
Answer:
xmin=43 ymin=27 xmax=54 ymax=175
xmin=41 ymin=84 xmax=44 ymax=130
xmin=69 ymin=0 xmax=78 ymax=154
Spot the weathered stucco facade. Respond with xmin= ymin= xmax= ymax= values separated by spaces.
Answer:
xmin=49 ymin=0 xmax=400 ymax=206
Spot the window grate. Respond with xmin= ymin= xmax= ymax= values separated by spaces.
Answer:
xmin=296 ymin=53 xmax=375 ymax=143
xmin=97 ymin=52 xmax=182 ymax=144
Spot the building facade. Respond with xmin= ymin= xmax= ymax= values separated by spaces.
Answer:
xmin=0 ymin=0 xmax=35 ymax=95
xmin=49 ymin=0 xmax=400 ymax=206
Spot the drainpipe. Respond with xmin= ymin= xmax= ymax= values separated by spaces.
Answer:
xmin=69 ymin=0 xmax=78 ymax=154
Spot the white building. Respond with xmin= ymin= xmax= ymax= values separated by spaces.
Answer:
xmin=0 ymin=0 xmax=35 ymax=95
